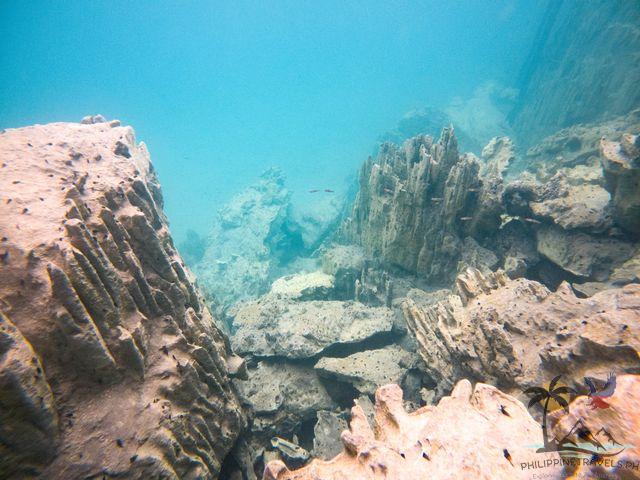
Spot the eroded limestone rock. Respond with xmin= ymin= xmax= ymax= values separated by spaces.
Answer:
xmin=264 ymin=381 xmax=559 ymax=480
xmin=402 ymin=268 xmax=640 ymax=398
xmin=314 ymin=345 xmax=419 ymax=396
xmin=340 ymin=129 xmax=497 ymax=285
xmin=0 ymin=120 xmax=243 ymax=479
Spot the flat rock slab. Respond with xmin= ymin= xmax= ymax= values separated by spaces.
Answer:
xmin=232 ymin=299 xmax=394 ymax=359
xmin=314 ymin=345 xmax=418 ymax=395
xmin=269 ymin=271 xmax=334 ymax=300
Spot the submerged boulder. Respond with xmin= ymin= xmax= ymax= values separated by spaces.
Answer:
xmin=0 ymin=120 xmax=243 ymax=479
xmin=194 ymin=168 xmax=292 ymax=309
xmin=402 ymin=268 xmax=640 ymax=398
xmin=314 ymin=345 xmax=419 ymax=396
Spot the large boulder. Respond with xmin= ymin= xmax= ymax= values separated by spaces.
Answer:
xmin=194 ymin=168 xmax=292 ymax=309
xmin=0 ymin=120 xmax=243 ymax=479
xmin=536 ymin=225 xmax=635 ymax=280
xmin=234 ymin=361 xmax=335 ymax=438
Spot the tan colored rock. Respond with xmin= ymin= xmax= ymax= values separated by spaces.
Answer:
xmin=601 ymin=134 xmax=640 ymax=235
xmin=402 ymin=268 xmax=640 ymax=397
xmin=536 ymin=224 xmax=635 ymax=280
xmin=0 ymin=121 xmax=243 ymax=478
xmin=264 ymin=381 xmax=559 ymax=480
xmin=340 ymin=129 xmax=490 ymax=284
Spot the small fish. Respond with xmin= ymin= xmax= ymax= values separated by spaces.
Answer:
xmin=460 ymin=217 xmax=472 ymax=221
xmin=324 ymin=189 xmax=334 ymax=193
xmin=523 ymin=218 xmax=541 ymax=224
xmin=468 ymin=188 xmax=478 ymax=192
xmin=430 ymin=197 xmax=442 ymax=202
xmin=309 ymin=189 xmax=319 ymax=193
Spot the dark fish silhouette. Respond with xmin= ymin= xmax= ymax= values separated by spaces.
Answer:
xmin=309 ymin=189 xmax=319 ymax=193
xmin=324 ymin=189 xmax=334 ymax=193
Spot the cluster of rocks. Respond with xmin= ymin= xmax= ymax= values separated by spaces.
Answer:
xmin=0 ymin=120 xmax=245 ymax=479
xmin=224 ymin=247 xmax=430 ymax=479
xmin=219 ymin=113 xmax=639 ymax=478
xmin=340 ymin=113 xmax=640 ymax=295
xmin=264 ymin=375 xmax=640 ymax=480
xmin=188 ymin=168 xmax=346 ymax=317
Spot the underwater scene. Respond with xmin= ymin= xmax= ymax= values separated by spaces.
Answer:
xmin=1 ymin=1 xmax=639 ymax=479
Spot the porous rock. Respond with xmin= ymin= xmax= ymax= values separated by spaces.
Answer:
xmin=402 ymin=268 xmax=640 ymax=398
xmin=264 ymin=381 xmax=559 ymax=480
xmin=340 ymin=129 xmax=495 ymax=285
xmin=314 ymin=345 xmax=419 ymax=396
xmin=0 ymin=121 xmax=243 ymax=479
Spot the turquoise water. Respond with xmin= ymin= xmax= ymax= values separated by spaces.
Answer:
xmin=0 ymin=0 xmax=545 ymax=243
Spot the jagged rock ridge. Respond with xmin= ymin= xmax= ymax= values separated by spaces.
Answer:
xmin=0 ymin=119 xmax=244 ymax=479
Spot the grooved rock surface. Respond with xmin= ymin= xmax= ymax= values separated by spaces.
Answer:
xmin=0 ymin=121 xmax=244 ymax=479
xmin=509 ymin=0 xmax=640 ymax=147
xmin=402 ymin=268 xmax=640 ymax=398
xmin=263 ymin=381 xmax=559 ymax=480
xmin=231 ymin=297 xmax=395 ymax=359
xmin=339 ymin=128 xmax=511 ymax=286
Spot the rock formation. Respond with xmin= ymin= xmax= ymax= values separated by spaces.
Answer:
xmin=264 ymin=375 xmax=640 ymax=480
xmin=340 ymin=128 xmax=506 ymax=285
xmin=263 ymin=380 xmax=560 ymax=480
xmin=193 ymin=168 xmax=293 ymax=311
xmin=0 ymin=119 xmax=244 ymax=479
xmin=224 ymin=258 xmax=429 ymax=479
xmin=191 ymin=168 xmax=346 ymax=314
xmin=402 ymin=268 xmax=640 ymax=398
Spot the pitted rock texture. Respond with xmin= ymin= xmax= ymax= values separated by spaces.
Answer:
xmin=314 ymin=345 xmax=419 ymax=396
xmin=0 ymin=121 xmax=243 ymax=479
xmin=263 ymin=381 xmax=559 ymax=480
xmin=402 ymin=268 xmax=640 ymax=398
xmin=232 ymin=297 xmax=395 ymax=359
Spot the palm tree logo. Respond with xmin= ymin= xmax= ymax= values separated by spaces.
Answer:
xmin=524 ymin=375 xmax=625 ymax=457
xmin=524 ymin=375 xmax=574 ymax=452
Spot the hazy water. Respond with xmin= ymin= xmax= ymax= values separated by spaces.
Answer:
xmin=0 ymin=0 xmax=546 ymax=243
